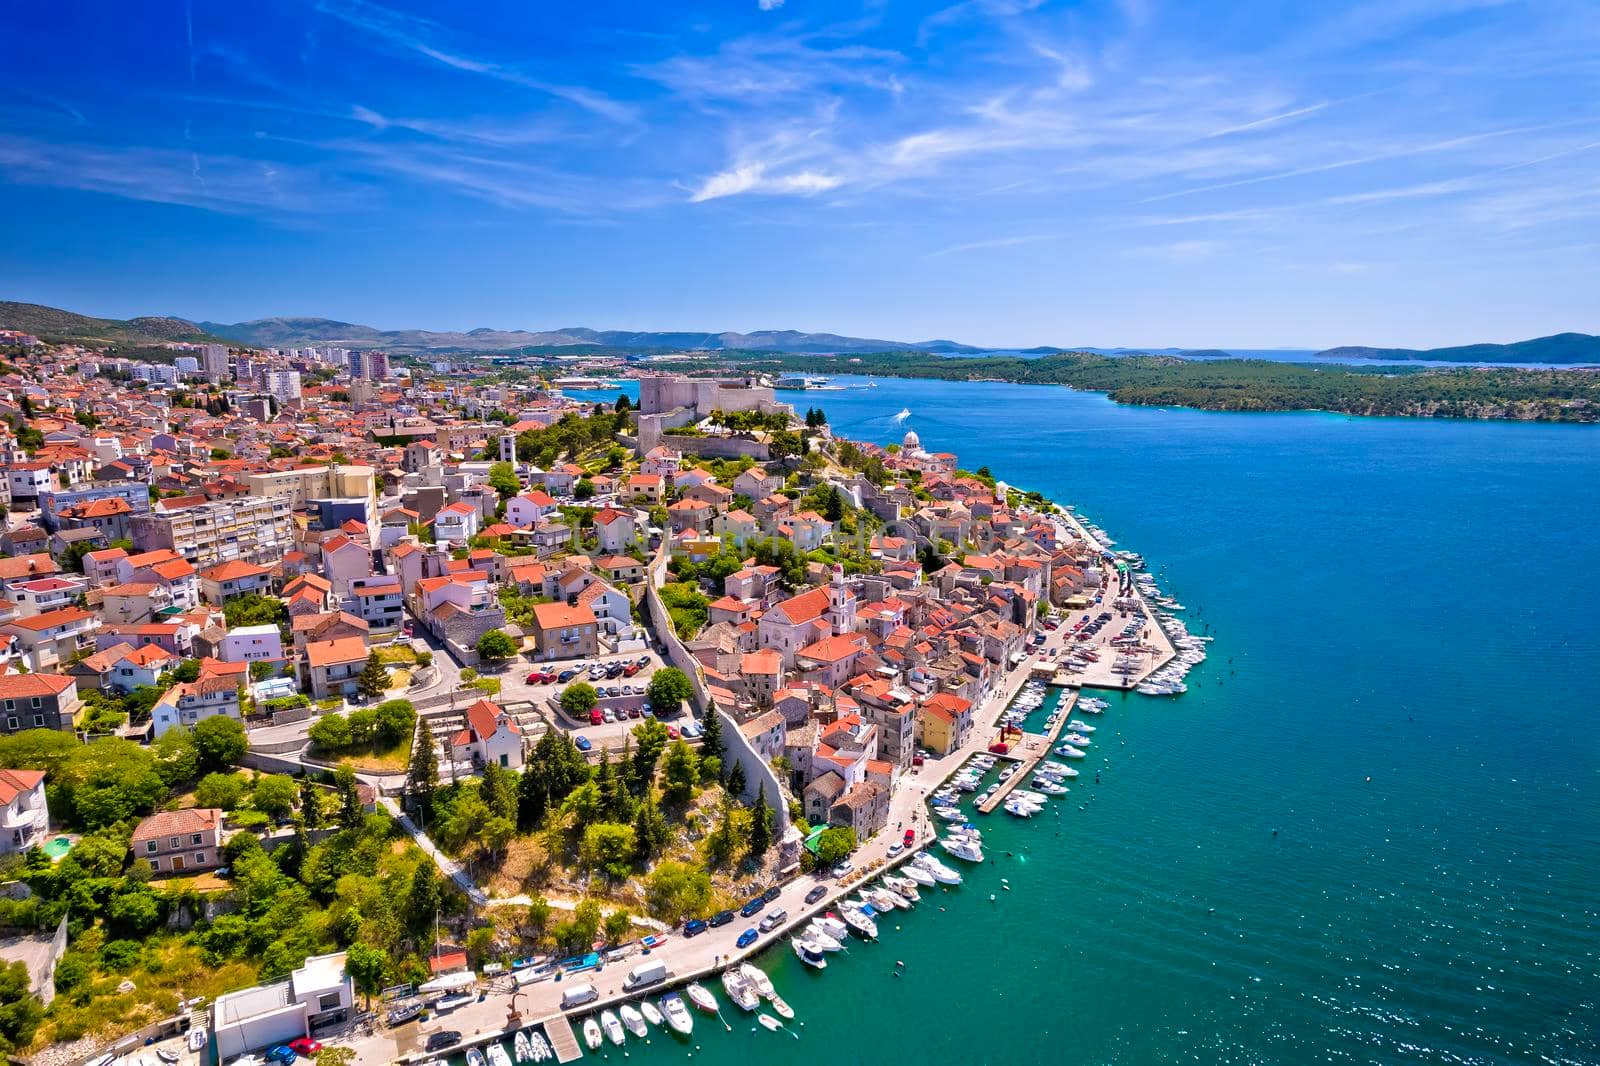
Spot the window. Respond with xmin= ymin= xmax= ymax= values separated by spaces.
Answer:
xmin=193 ymin=852 xmax=206 ymax=864
xmin=2 ymin=701 xmax=11 ymax=712
xmin=4 ymin=718 xmax=15 ymax=730
xmin=191 ymin=833 xmax=202 ymax=845
xmin=169 ymin=836 xmax=180 ymax=848
xmin=32 ymin=716 xmax=42 ymax=727
xmin=150 ymin=857 xmax=160 ymax=870
xmin=30 ymin=697 xmax=40 ymax=709
xmin=318 ymin=992 xmax=343 ymax=1011
xmin=146 ymin=841 xmax=157 ymax=854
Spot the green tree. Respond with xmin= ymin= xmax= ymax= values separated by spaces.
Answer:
xmin=554 ymin=899 xmax=602 ymax=953
xmin=374 ymin=699 xmax=416 ymax=746
xmin=406 ymin=720 xmax=440 ymax=816
xmin=580 ymin=822 xmax=637 ymax=879
xmin=334 ymin=765 xmax=362 ymax=827
xmin=223 ymin=593 xmax=288 ymax=630
xmin=699 ymin=706 xmax=725 ymax=767
xmin=405 ymin=864 xmax=441 ymax=935
xmin=573 ymin=478 xmax=596 ymax=500
xmin=631 ymin=791 xmax=670 ymax=862
xmin=659 ymin=740 xmax=699 ymax=805
xmin=152 ymin=726 xmax=199 ymax=786
xmin=644 ymin=860 xmax=712 ymax=923
xmin=725 ymin=758 xmax=747 ymax=799
xmin=300 ymin=776 xmax=323 ymax=828
xmin=192 ymin=717 xmax=246 ymax=774
xmin=559 ymin=682 xmax=598 ymax=720
xmin=251 ymin=774 xmax=298 ymax=820
xmin=603 ymin=908 xmax=632 ymax=944
xmin=345 ymin=942 xmax=388 ymax=1008
xmin=357 ymin=651 xmax=389 ymax=699
xmin=308 ymin=713 xmax=352 ymax=752
xmin=816 ymin=826 xmax=856 ymax=866
xmin=646 ymin=668 xmax=692 ymax=716
xmin=749 ymin=783 xmax=772 ymax=857
xmin=628 ymin=718 xmax=669 ymax=793
xmin=487 ymin=461 xmax=521 ymax=499
xmin=475 ymin=630 xmax=517 ymax=661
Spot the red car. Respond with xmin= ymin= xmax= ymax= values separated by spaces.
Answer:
xmin=667 ymin=725 xmax=680 ymax=740
xmin=590 ymin=708 xmax=604 ymax=725
xmin=903 ymin=828 xmax=915 ymax=846
xmin=289 ymin=1039 xmax=323 ymax=1056
xmin=622 ymin=662 xmax=642 ymax=677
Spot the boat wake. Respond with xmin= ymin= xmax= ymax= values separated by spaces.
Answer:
xmin=893 ymin=407 xmax=911 ymax=422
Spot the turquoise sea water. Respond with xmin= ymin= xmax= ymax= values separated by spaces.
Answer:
xmin=563 ymin=378 xmax=1600 ymax=1064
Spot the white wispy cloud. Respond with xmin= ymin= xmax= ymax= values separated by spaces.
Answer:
xmin=689 ymin=164 xmax=843 ymax=202
xmin=927 ymin=233 xmax=1059 ymax=257
xmin=316 ymin=0 xmax=637 ymax=122
xmin=758 ymin=0 xmax=785 ymax=10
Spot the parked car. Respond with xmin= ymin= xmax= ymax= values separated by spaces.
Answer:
xmin=887 ymin=842 xmax=904 ymax=857
xmin=759 ymin=909 xmax=787 ymax=932
xmin=683 ymin=918 xmax=708 ymax=938
xmin=904 ymin=828 xmax=916 ymax=846
xmin=761 ymin=885 xmax=781 ymax=903
xmin=589 ymin=708 xmax=603 ymax=725
xmin=804 ymin=885 xmax=827 ymax=905
xmin=680 ymin=721 xmax=701 ymax=738
xmin=288 ymin=1039 xmax=322 ymax=1057
xmin=606 ymin=662 xmax=625 ymax=678
xmin=574 ymin=736 xmax=593 ymax=752
xmin=709 ymin=909 xmax=735 ymax=927
xmin=622 ymin=662 xmax=643 ymax=677
xmin=666 ymin=725 xmax=680 ymax=740
xmin=736 ymin=928 xmax=759 ymax=948
xmin=425 ymin=1031 xmax=462 ymax=1053
xmin=627 ymin=706 xmax=641 ymax=719
xmin=602 ymin=709 xmax=616 ymax=724
xmin=558 ymin=669 xmax=578 ymax=683
xmin=265 ymin=1047 xmax=296 ymax=1065
xmin=739 ymin=897 xmax=766 ymax=917
xmin=636 ymin=655 xmax=652 ymax=667
xmin=831 ymin=861 xmax=854 ymax=878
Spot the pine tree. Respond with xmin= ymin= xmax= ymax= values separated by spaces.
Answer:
xmin=517 ymin=761 xmax=548 ymax=831
xmin=407 ymin=720 xmax=440 ymax=818
xmin=725 ymin=758 xmax=747 ymax=799
xmin=631 ymin=792 xmax=670 ymax=863
xmin=357 ymin=651 xmax=388 ymax=699
xmin=335 ymin=765 xmax=362 ymax=828
xmin=749 ymin=783 xmax=772 ymax=857
xmin=299 ymin=775 xmax=322 ymax=828
xmin=700 ymin=708 xmax=725 ymax=769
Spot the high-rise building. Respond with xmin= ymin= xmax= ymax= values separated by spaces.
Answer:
xmin=200 ymin=343 xmax=231 ymax=383
xmin=264 ymin=369 xmax=302 ymax=402
xmin=130 ymin=496 xmax=294 ymax=568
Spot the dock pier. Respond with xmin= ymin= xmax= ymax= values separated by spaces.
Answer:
xmin=977 ymin=692 xmax=1077 ymax=814
xmin=545 ymin=1014 xmax=581 ymax=1063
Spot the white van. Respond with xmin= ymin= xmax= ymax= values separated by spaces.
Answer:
xmin=560 ymin=982 xmax=599 ymax=1009
xmin=623 ymin=960 xmax=667 ymax=990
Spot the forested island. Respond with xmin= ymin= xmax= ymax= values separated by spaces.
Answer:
xmin=696 ymin=351 xmax=1600 ymax=423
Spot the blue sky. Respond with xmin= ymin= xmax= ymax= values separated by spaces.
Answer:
xmin=1 ymin=0 xmax=1596 ymax=348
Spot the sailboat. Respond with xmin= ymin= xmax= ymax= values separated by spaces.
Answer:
xmin=686 ymin=983 xmax=719 ymax=1014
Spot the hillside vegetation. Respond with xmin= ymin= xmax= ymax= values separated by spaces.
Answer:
xmin=0 ymin=301 xmax=233 ymax=347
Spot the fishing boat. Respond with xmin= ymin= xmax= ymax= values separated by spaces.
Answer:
xmin=639 ymin=1000 xmax=664 ymax=1028
xmin=758 ymin=1014 xmax=784 ymax=1032
xmin=722 ymin=968 xmax=760 ymax=1011
xmin=465 ymin=1049 xmax=487 ymax=1066
xmin=582 ymin=1018 xmax=603 ymax=1050
xmin=600 ymin=1009 xmax=625 ymax=1045
xmin=686 ymin=982 xmax=719 ymax=1013
xmin=619 ymin=1004 xmax=648 ymax=1038
xmin=513 ymin=1031 xmax=533 ymax=1063
xmin=741 ymin=962 xmax=777 ymax=1000
xmin=486 ymin=1043 xmax=514 ymax=1066
xmin=791 ymin=935 xmax=828 ymax=969
xmin=661 ymin=992 xmax=694 ymax=1036
xmin=770 ymin=994 xmax=795 ymax=1020
xmin=839 ymin=905 xmax=879 ymax=939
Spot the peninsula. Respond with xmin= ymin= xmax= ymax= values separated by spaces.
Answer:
xmin=0 ymin=338 xmax=1196 ymax=1066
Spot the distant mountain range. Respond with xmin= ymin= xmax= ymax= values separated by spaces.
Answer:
xmin=1315 ymin=333 xmax=1600 ymax=364
xmin=3 ymin=299 xmax=1596 ymax=364
xmin=194 ymin=317 xmax=989 ymax=356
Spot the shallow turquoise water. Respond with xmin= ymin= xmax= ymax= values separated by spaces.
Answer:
xmin=567 ymin=377 xmax=1600 ymax=1064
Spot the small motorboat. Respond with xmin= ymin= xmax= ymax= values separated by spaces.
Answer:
xmin=1057 ymin=745 xmax=1086 ymax=758
xmin=639 ymin=999 xmax=664 ymax=1027
xmin=803 ymin=922 xmax=844 ymax=951
xmin=513 ymin=1031 xmax=533 ymax=1063
xmin=530 ymin=1032 xmax=553 ymax=1061
xmin=581 ymin=1018 xmax=602 ymax=1050
xmin=1067 ymin=721 xmax=1095 ymax=733
xmin=791 ymin=935 xmax=828 ymax=969
xmin=839 ymin=905 xmax=878 ymax=939
xmin=661 ymin=992 xmax=695 ymax=1036
xmin=156 ymin=1051 xmax=180 ymax=1065
xmin=882 ymin=876 xmax=920 ymax=903
xmin=600 ymin=1009 xmax=625 ymax=1045
xmin=465 ymin=1049 xmax=487 ymax=1066
xmin=619 ymin=1004 xmax=648 ymax=1038
xmin=770 ymin=994 xmax=794 ymax=1020
xmin=486 ymin=1044 xmax=514 ymax=1066
xmin=686 ymin=983 xmax=719 ymax=1013
xmin=901 ymin=862 xmax=937 ymax=886
xmin=757 ymin=1014 xmax=784 ymax=1032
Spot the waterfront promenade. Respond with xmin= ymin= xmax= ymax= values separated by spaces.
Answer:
xmin=345 ymin=605 xmax=1083 ymax=1065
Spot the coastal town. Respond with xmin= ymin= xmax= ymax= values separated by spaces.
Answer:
xmin=0 ymin=333 xmax=1192 ymax=1066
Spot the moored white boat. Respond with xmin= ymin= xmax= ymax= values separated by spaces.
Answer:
xmin=758 ymin=1014 xmax=784 ymax=1032
xmin=937 ymin=835 xmax=983 ymax=864
xmin=487 ymin=1044 xmax=514 ymax=1066
xmin=901 ymin=862 xmax=937 ymax=886
xmin=813 ymin=913 xmax=849 ymax=940
xmin=639 ymin=1000 xmax=663 ymax=1028
xmin=792 ymin=935 xmax=828 ymax=969
xmin=686 ymin=983 xmax=719 ymax=1013
xmin=513 ymin=1031 xmax=533 ymax=1062
xmin=661 ymin=992 xmax=694 ymax=1036
xmin=619 ymin=1004 xmax=648 ymax=1038
xmin=600 ymin=1009 xmax=625 ymax=1045
xmin=740 ymin=962 xmax=776 ymax=1001
xmin=803 ymin=922 xmax=844 ymax=951
xmin=770 ymin=994 xmax=794 ymax=1020
xmin=839 ymin=905 xmax=879 ymax=938
xmin=581 ymin=1018 xmax=603 ymax=1050
xmin=721 ymin=968 xmax=759 ymax=1011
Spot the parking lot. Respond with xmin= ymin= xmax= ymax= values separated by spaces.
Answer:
xmin=492 ymin=647 xmax=702 ymax=756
